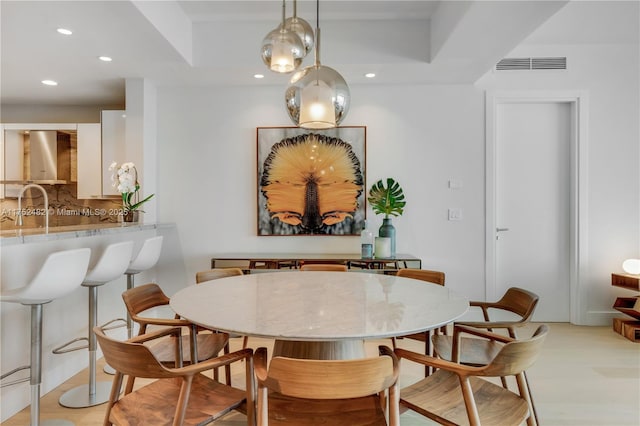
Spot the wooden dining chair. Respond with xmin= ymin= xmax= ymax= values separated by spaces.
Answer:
xmin=431 ymin=286 xmax=541 ymax=422
xmin=196 ymin=267 xmax=245 ymax=283
xmin=396 ymin=324 xmax=548 ymax=426
xmin=393 ymin=268 xmax=446 ymax=376
xmin=196 ymin=268 xmax=248 ymax=369
xmin=299 ymin=263 xmax=348 ymax=271
xmin=254 ymin=345 xmax=399 ymax=426
xmin=94 ymin=325 xmax=255 ymax=426
xmin=396 ymin=268 xmax=445 ymax=284
xmin=121 ymin=283 xmax=229 ymax=381
xmin=457 ymin=287 xmax=539 ymax=334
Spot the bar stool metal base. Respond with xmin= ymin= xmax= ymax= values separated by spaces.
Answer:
xmin=58 ymin=382 xmax=112 ymax=408
xmin=39 ymin=420 xmax=75 ymax=426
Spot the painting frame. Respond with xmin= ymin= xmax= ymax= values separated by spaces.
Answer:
xmin=257 ymin=126 xmax=367 ymax=236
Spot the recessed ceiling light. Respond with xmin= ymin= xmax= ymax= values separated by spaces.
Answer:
xmin=57 ymin=28 xmax=72 ymax=35
xmin=41 ymin=80 xmax=58 ymax=86
xmin=254 ymin=74 xmax=265 ymax=79
xmin=364 ymin=73 xmax=376 ymax=78
xmin=98 ymin=56 xmax=113 ymax=62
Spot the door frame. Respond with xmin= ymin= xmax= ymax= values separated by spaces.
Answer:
xmin=485 ymin=90 xmax=589 ymax=325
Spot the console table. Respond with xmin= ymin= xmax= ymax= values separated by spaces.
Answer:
xmin=210 ymin=253 xmax=422 ymax=272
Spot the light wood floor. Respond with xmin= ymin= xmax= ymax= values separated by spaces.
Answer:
xmin=2 ymin=323 xmax=639 ymax=425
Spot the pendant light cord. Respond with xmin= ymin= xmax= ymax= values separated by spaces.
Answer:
xmin=314 ymin=0 xmax=320 ymax=66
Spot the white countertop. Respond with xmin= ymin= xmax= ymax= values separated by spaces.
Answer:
xmin=0 ymin=222 xmax=170 ymax=245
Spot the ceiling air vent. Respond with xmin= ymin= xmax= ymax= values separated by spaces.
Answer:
xmin=532 ymin=57 xmax=566 ymax=70
xmin=496 ymin=57 xmax=567 ymax=71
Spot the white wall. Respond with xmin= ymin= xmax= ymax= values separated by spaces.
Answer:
xmin=156 ymin=83 xmax=485 ymax=301
xmin=156 ymin=41 xmax=638 ymax=325
xmin=477 ymin=42 xmax=640 ymax=323
xmin=125 ymin=78 xmax=159 ymax=224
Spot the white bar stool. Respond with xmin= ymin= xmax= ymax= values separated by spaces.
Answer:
xmin=0 ymin=248 xmax=91 ymax=426
xmin=55 ymin=241 xmax=134 ymax=408
xmin=102 ymin=235 xmax=164 ymax=376
xmin=124 ymin=236 xmax=163 ymax=338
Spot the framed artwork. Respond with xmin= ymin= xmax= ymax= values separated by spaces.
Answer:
xmin=257 ymin=126 xmax=366 ymax=236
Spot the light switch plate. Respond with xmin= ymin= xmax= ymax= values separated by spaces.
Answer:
xmin=448 ymin=208 xmax=462 ymax=221
xmin=448 ymin=179 xmax=462 ymax=189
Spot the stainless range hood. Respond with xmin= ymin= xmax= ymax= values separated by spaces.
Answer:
xmin=1 ymin=129 xmax=70 ymax=185
xmin=29 ymin=130 xmax=59 ymax=181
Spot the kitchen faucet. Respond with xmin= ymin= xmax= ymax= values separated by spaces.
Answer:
xmin=16 ymin=184 xmax=49 ymax=232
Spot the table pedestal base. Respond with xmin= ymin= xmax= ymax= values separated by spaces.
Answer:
xmin=273 ymin=339 xmax=365 ymax=360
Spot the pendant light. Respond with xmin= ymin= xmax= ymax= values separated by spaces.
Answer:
xmin=284 ymin=0 xmax=314 ymax=57
xmin=261 ymin=0 xmax=305 ymax=74
xmin=284 ymin=0 xmax=350 ymax=129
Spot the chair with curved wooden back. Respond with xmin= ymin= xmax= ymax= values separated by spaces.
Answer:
xmin=254 ymin=345 xmax=399 ymax=426
xmin=432 ymin=287 xmax=540 ymax=363
xmin=431 ymin=286 xmax=540 ymax=421
xmin=121 ymin=283 xmax=228 ymax=376
xmin=394 ymin=268 xmax=446 ymax=376
xmin=299 ymin=263 xmax=348 ymax=271
xmin=196 ymin=268 xmax=248 ymax=371
xmin=396 ymin=324 xmax=549 ymax=426
xmin=196 ymin=268 xmax=244 ymax=283
xmin=397 ymin=268 xmax=445 ymax=284
xmin=94 ymin=325 xmax=254 ymax=426
xmin=457 ymin=287 xmax=539 ymax=335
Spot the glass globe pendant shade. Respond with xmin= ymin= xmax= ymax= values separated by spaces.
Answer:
xmin=261 ymin=27 xmax=305 ymax=73
xmin=300 ymin=80 xmax=335 ymax=125
xmin=285 ymin=64 xmax=350 ymax=129
xmin=284 ymin=16 xmax=314 ymax=57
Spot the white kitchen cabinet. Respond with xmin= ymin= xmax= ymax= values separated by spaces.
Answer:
xmin=1 ymin=117 xmax=124 ymax=200
xmin=77 ymin=110 xmax=126 ymax=199
xmin=0 ymin=125 xmax=4 ymax=199
xmin=2 ymin=126 xmax=25 ymax=198
xmin=3 ymin=128 xmax=23 ymax=181
xmin=76 ymin=123 xmax=102 ymax=199
xmin=100 ymin=110 xmax=126 ymax=197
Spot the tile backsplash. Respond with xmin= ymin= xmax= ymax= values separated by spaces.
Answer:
xmin=0 ymin=183 xmax=125 ymax=229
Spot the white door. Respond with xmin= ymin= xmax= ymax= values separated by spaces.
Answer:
xmin=495 ymin=102 xmax=571 ymax=321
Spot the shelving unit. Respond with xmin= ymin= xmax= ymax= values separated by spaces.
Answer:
xmin=612 ymin=273 xmax=640 ymax=342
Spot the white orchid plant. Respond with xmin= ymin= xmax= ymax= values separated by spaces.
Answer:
xmin=109 ymin=161 xmax=154 ymax=213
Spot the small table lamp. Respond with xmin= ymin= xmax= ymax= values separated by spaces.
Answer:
xmin=622 ymin=259 xmax=640 ymax=275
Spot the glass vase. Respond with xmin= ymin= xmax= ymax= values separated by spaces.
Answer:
xmin=123 ymin=210 xmax=139 ymax=223
xmin=378 ymin=218 xmax=396 ymax=257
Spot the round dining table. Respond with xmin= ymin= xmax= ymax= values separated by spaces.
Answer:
xmin=170 ymin=271 xmax=469 ymax=359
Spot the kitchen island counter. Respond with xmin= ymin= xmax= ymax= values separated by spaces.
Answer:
xmin=0 ymin=222 xmax=171 ymax=246
xmin=1 ymin=221 xmax=175 ymax=420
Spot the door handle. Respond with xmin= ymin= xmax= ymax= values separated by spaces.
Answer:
xmin=496 ymin=227 xmax=509 ymax=240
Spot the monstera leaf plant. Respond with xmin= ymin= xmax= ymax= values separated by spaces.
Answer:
xmin=368 ymin=178 xmax=406 ymax=218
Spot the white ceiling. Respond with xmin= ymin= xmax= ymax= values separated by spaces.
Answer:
xmin=1 ymin=1 xmax=638 ymax=107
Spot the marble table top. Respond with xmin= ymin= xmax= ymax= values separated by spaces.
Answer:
xmin=171 ymin=271 xmax=469 ymax=341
